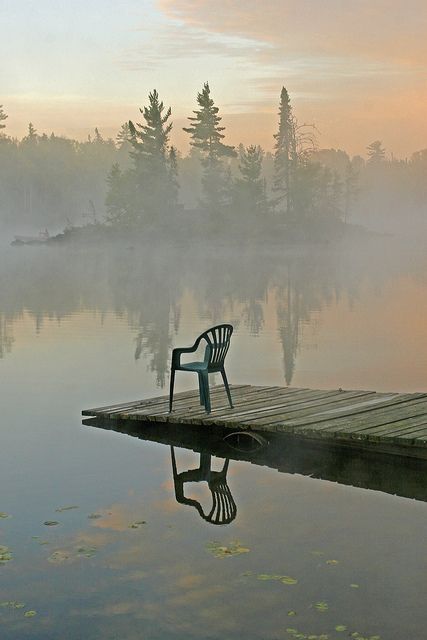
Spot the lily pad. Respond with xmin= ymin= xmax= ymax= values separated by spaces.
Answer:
xmin=48 ymin=550 xmax=70 ymax=564
xmin=350 ymin=583 xmax=360 ymax=588
xmin=76 ymin=546 xmax=97 ymax=558
xmin=1 ymin=601 xmax=24 ymax=608
xmin=281 ymin=576 xmax=298 ymax=585
xmin=0 ymin=545 xmax=12 ymax=564
xmin=55 ymin=505 xmax=79 ymax=513
xmin=335 ymin=625 xmax=347 ymax=632
xmin=206 ymin=540 xmax=250 ymax=558
xmin=326 ymin=559 xmax=339 ymax=565
xmin=256 ymin=573 xmax=297 ymax=584
xmin=287 ymin=610 xmax=297 ymax=616
xmin=129 ymin=521 xmax=147 ymax=529
xmin=314 ymin=601 xmax=329 ymax=612
xmin=0 ymin=512 xmax=11 ymax=519
xmin=88 ymin=513 xmax=102 ymax=519
xmin=24 ymin=610 xmax=37 ymax=617
xmin=43 ymin=521 xmax=59 ymax=527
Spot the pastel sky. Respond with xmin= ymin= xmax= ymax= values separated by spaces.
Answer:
xmin=1 ymin=0 xmax=426 ymax=156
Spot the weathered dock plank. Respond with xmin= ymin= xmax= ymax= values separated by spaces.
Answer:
xmin=82 ymin=384 xmax=427 ymax=458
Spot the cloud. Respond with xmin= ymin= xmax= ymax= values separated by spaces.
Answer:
xmin=157 ymin=0 xmax=427 ymax=65
xmin=153 ymin=0 xmax=427 ymax=100
xmin=116 ymin=19 xmax=273 ymax=72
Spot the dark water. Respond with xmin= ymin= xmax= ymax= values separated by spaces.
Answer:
xmin=1 ymin=237 xmax=427 ymax=639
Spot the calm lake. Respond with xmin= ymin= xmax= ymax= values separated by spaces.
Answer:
xmin=1 ymin=236 xmax=426 ymax=639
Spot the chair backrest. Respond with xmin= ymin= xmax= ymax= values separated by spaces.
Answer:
xmin=200 ymin=324 xmax=233 ymax=368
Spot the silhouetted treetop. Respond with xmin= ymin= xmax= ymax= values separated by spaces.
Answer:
xmin=129 ymin=89 xmax=173 ymax=162
xmin=367 ymin=140 xmax=386 ymax=163
xmin=0 ymin=105 xmax=7 ymax=132
xmin=183 ymin=82 xmax=235 ymax=163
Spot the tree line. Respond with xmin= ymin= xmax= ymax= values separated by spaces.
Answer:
xmin=0 ymin=88 xmax=426 ymax=239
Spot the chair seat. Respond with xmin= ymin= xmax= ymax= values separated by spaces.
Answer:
xmin=179 ymin=361 xmax=208 ymax=372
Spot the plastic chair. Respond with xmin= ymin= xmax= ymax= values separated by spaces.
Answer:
xmin=170 ymin=447 xmax=237 ymax=525
xmin=169 ymin=324 xmax=233 ymax=414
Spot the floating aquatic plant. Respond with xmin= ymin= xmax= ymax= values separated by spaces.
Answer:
xmin=205 ymin=540 xmax=250 ymax=558
xmin=0 ymin=512 xmax=11 ymax=519
xmin=128 ymin=521 xmax=147 ymax=529
xmin=48 ymin=550 xmax=70 ymax=564
xmin=55 ymin=505 xmax=79 ymax=513
xmin=286 ymin=629 xmax=329 ymax=640
xmin=76 ymin=546 xmax=97 ymax=558
xmin=0 ymin=545 xmax=12 ymax=564
xmin=1 ymin=601 xmax=25 ymax=609
xmin=256 ymin=573 xmax=297 ymax=584
xmin=314 ymin=601 xmax=329 ymax=612
xmin=48 ymin=545 xmax=97 ymax=564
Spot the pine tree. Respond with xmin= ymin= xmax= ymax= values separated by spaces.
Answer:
xmin=94 ymin=127 xmax=104 ymax=144
xmin=116 ymin=122 xmax=131 ymax=149
xmin=235 ymin=145 xmax=266 ymax=209
xmin=23 ymin=122 xmax=38 ymax=144
xmin=127 ymin=89 xmax=178 ymax=226
xmin=343 ymin=159 xmax=359 ymax=221
xmin=273 ymin=87 xmax=297 ymax=213
xmin=367 ymin=140 xmax=386 ymax=163
xmin=105 ymin=163 xmax=136 ymax=227
xmin=0 ymin=105 xmax=7 ymax=132
xmin=183 ymin=82 xmax=235 ymax=211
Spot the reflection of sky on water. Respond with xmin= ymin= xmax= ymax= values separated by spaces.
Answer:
xmin=1 ymin=238 xmax=427 ymax=638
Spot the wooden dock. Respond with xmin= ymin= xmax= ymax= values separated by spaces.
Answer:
xmin=82 ymin=384 xmax=427 ymax=459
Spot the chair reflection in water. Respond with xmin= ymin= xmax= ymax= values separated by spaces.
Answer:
xmin=169 ymin=324 xmax=234 ymax=414
xmin=170 ymin=447 xmax=237 ymax=525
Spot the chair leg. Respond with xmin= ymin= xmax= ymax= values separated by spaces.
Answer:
xmin=169 ymin=368 xmax=176 ymax=412
xmin=221 ymin=368 xmax=233 ymax=408
xmin=198 ymin=372 xmax=205 ymax=406
xmin=202 ymin=371 xmax=211 ymax=414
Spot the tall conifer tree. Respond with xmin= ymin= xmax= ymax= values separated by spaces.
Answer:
xmin=273 ymin=87 xmax=297 ymax=213
xmin=127 ymin=89 xmax=178 ymax=225
xmin=184 ymin=82 xmax=235 ymax=211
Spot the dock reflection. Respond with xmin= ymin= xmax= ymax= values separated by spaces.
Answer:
xmin=84 ymin=418 xmax=427 ymax=516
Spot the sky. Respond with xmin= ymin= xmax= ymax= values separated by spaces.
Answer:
xmin=1 ymin=0 xmax=426 ymax=157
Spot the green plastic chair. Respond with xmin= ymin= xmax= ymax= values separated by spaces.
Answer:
xmin=170 ymin=447 xmax=237 ymax=525
xmin=169 ymin=324 xmax=234 ymax=414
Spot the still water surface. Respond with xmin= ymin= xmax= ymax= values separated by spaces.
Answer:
xmin=1 ymin=237 xmax=427 ymax=639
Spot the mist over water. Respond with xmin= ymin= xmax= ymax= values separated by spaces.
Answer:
xmin=1 ymin=78 xmax=427 ymax=640
xmin=1 ymin=232 xmax=427 ymax=639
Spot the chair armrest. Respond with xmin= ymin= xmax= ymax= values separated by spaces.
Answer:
xmin=171 ymin=338 xmax=201 ymax=368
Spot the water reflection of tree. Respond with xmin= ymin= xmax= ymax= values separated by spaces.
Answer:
xmin=1 ymin=240 xmax=424 ymax=384
xmin=0 ymin=313 xmax=14 ymax=358
xmin=275 ymin=255 xmax=343 ymax=384
xmin=106 ymin=250 xmax=184 ymax=387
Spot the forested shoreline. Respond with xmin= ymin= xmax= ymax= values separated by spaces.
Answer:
xmin=0 ymin=86 xmax=426 ymax=241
